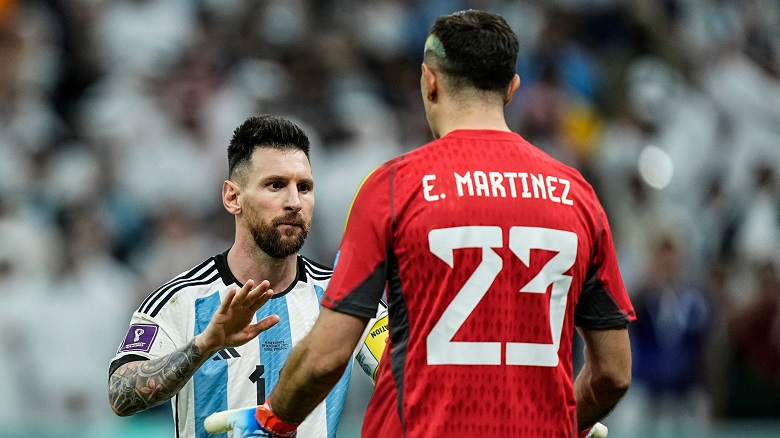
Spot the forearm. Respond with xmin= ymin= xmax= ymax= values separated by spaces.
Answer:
xmin=109 ymin=339 xmax=211 ymax=416
xmin=574 ymin=362 xmax=628 ymax=431
xmin=269 ymin=339 xmax=348 ymax=424
xmin=267 ymin=309 xmax=368 ymax=425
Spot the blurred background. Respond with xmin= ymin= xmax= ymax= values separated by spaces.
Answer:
xmin=1 ymin=0 xmax=779 ymax=437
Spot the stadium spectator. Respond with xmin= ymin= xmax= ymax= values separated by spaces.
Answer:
xmin=620 ymin=231 xmax=712 ymax=435
xmin=724 ymin=260 xmax=780 ymax=418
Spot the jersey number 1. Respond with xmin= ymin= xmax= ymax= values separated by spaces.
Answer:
xmin=427 ymin=226 xmax=577 ymax=367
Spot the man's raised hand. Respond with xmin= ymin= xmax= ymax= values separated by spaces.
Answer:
xmin=195 ymin=280 xmax=280 ymax=355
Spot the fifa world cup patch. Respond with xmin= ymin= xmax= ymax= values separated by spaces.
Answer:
xmin=118 ymin=324 xmax=159 ymax=353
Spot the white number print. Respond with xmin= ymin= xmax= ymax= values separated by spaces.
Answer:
xmin=427 ymin=226 xmax=577 ymax=366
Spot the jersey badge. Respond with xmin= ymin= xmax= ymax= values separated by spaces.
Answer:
xmin=118 ymin=323 xmax=159 ymax=353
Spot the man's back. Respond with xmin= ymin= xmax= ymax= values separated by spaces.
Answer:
xmin=252 ymin=11 xmax=631 ymax=438
xmin=328 ymin=130 xmax=634 ymax=437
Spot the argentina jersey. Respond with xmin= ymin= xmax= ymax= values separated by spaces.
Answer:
xmin=110 ymin=250 xmax=349 ymax=438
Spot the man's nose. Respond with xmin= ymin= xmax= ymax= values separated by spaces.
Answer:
xmin=285 ymin=188 xmax=303 ymax=211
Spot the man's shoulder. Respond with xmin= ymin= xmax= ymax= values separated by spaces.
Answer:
xmin=299 ymin=254 xmax=333 ymax=284
xmin=136 ymin=254 xmax=229 ymax=317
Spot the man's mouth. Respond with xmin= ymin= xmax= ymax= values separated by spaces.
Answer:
xmin=278 ymin=222 xmax=302 ymax=227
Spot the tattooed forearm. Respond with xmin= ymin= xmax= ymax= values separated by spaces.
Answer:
xmin=109 ymin=339 xmax=210 ymax=416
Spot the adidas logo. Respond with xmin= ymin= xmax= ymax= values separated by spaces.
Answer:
xmin=212 ymin=347 xmax=241 ymax=361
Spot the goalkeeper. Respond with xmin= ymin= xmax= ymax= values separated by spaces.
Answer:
xmin=204 ymin=10 xmax=634 ymax=438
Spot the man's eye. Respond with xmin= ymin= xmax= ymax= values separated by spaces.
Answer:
xmin=298 ymin=184 xmax=312 ymax=193
xmin=269 ymin=182 xmax=284 ymax=189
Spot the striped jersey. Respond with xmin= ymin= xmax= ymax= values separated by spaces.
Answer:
xmin=322 ymin=130 xmax=636 ymax=437
xmin=110 ymin=250 xmax=348 ymax=438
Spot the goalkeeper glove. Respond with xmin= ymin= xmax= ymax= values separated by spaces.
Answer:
xmin=355 ymin=309 xmax=388 ymax=383
xmin=579 ymin=422 xmax=608 ymax=438
xmin=204 ymin=401 xmax=298 ymax=438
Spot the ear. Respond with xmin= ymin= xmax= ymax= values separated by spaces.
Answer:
xmin=422 ymin=63 xmax=438 ymax=102
xmin=504 ymin=74 xmax=521 ymax=106
xmin=222 ymin=180 xmax=241 ymax=215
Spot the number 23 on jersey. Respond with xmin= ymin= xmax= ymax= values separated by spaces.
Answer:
xmin=427 ymin=226 xmax=577 ymax=367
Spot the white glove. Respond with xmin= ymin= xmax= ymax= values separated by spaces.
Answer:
xmin=582 ymin=422 xmax=608 ymax=438
xmin=355 ymin=309 xmax=388 ymax=383
xmin=204 ymin=403 xmax=297 ymax=437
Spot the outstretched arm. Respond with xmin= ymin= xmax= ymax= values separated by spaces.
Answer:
xmin=269 ymin=307 xmax=369 ymax=424
xmin=109 ymin=280 xmax=280 ymax=416
xmin=575 ymin=326 xmax=631 ymax=432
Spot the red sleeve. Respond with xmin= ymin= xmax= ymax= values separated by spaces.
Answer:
xmin=321 ymin=162 xmax=394 ymax=318
xmin=574 ymin=204 xmax=636 ymax=328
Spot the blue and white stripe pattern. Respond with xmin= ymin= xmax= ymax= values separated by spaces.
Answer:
xmin=111 ymin=252 xmax=349 ymax=438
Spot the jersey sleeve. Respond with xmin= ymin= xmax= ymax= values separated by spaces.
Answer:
xmin=321 ymin=163 xmax=394 ymax=319
xmin=574 ymin=204 xmax=636 ymax=329
xmin=108 ymin=307 xmax=183 ymax=377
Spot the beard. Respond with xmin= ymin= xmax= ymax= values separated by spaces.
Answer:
xmin=249 ymin=213 xmax=310 ymax=259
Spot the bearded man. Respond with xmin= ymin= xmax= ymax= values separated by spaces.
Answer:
xmin=109 ymin=115 xmax=387 ymax=438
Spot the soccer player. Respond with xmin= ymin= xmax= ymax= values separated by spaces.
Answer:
xmin=217 ymin=10 xmax=634 ymax=438
xmin=108 ymin=115 xmax=387 ymax=438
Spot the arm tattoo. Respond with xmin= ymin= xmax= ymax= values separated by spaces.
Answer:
xmin=109 ymin=339 xmax=209 ymax=416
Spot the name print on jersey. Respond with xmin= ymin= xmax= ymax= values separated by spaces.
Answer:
xmin=422 ymin=171 xmax=574 ymax=205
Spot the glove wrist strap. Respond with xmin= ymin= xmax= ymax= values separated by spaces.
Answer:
xmin=257 ymin=400 xmax=299 ymax=437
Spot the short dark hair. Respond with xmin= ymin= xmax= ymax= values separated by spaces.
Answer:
xmin=228 ymin=115 xmax=311 ymax=179
xmin=424 ymin=10 xmax=519 ymax=94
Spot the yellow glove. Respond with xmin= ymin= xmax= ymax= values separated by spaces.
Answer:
xmin=355 ymin=309 xmax=388 ymax=383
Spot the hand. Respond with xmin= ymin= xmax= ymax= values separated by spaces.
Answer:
xmin=355 ymin=309 xmax=389 ymax=383
xmin=204 ymin=403 xmax=298 ymax=437
xmin=195 ymin=280 xmax=280 ymax=355
xmin=579 ymin=422 xmax=608 ymax=438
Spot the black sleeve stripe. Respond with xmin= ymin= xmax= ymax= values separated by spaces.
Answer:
xmin=301 ymin=256 xmax=333 ymax=272
xmin=138 ymin=258 xmax=214 ymax=311
xmin=574 ymin=264 xmax=631 ymax=329
xmin=303 ymin=269 xmax=332 ymax=281
xmin=140 ymin=261 xmax=217 ymax=313
xmin=301 ymin=256 xmax=333 ymax=281
xmin=328 ymin=262 xmax=387 ymax=319
xmin=149 ymin=272 xmax=221 ymax=317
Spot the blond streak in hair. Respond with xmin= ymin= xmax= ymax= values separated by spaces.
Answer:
xmin=424 ymin=34 xmax=446 ymax=58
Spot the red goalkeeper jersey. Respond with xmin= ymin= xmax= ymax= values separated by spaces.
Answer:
xmin=321 ymin=130 xmax=635 ymax=437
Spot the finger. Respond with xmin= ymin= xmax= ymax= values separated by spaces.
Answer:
xmin=249 ymin=288 xmax=275 ymax=313
xmin=247 ymin=280 xmax=274 ymax=311
xmin=218 ymin=287 xmax=238 ymax=313
xmin=253 ymin=279 xmax=271 ymax=293
xmin=232 ymin=279 xmax=255 ymax=307
xmin=248 ymin=315 xmax=280 ymax=335
xmin=247 ymin=280 xmax=271 ymax=300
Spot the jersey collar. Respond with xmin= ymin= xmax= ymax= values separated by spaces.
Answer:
xmin=214 ymin=249 xmax=306 ymax=299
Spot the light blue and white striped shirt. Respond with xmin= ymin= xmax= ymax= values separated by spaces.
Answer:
xmin=111 ymin=250 xmax=350 ymax=438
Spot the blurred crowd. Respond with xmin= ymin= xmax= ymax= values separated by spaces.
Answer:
xmin=1 ymin=0 xmax=780 ymax=436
